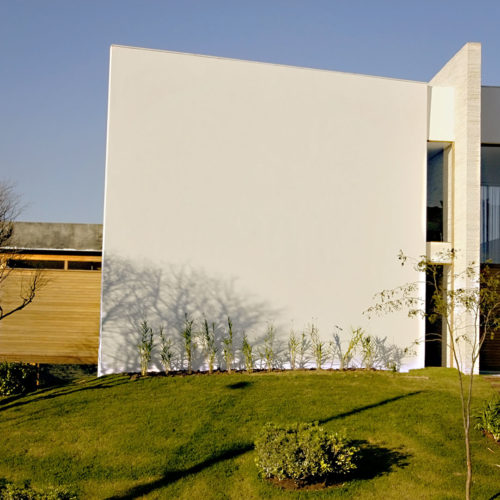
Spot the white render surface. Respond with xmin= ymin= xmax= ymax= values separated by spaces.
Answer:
xmin=428 ymin=86 xmax=455 ymax=142
xmin=99 ymin=46 xmax=429 ymax=375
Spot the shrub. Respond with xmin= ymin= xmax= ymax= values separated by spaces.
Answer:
xmin=0 ymin=479 xmax=76 ymax=499
xmin=254 ymin=422 xmax=358 ymax=485
xmin=474 ymin=397 xmax=500 ymax=441
xmin=0 ymin=362 xmax=36 ymax=396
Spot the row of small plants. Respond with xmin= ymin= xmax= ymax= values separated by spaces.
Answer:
xmin=138 ymin=315 xmax=410 ymax=376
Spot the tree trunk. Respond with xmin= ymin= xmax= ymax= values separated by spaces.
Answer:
xmin=465 ymin=424 xmax=472 ymax=500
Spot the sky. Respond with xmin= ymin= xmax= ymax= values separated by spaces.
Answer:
xmin=1 ymin=0 xmax=500 ymax=224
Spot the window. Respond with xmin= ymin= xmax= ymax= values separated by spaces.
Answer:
xmin=481 ymin=145 xmax=500 ymax=263
xmin=67 ymin=261 xmax=101 ymax=271
xmin=7 ymin=259 xmax=64 ymax=270
xmin=427 ymin=142 xmax=451 ymax=242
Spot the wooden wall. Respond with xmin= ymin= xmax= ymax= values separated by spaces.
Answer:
xmin=0 ymin=254 xmax=101 ymax=364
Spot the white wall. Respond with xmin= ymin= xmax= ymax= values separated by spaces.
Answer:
xmin=99 ymin=46 xmax=428 ymax=375
xmin=428 ymin=86 xmax=454 ymax=142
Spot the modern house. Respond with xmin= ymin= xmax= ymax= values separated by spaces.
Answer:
xmin=0 ymin=222 xmax=102 ymax=364
xmin=99 ymin=42 xmax=500 ymax=375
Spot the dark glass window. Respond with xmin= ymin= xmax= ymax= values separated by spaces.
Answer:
xmin=67 ymin=261 xmax=101 ymax=271
xmin=481 ymin=146 xmax=500 ymax=263
xmin=427 ymin=143 xmax=446 ymax=241
xmin=7 ymin=259 xmax=64 ymax=269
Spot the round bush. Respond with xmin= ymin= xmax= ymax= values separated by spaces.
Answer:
xmin=254 ymin=422 xmax=358 ymax=484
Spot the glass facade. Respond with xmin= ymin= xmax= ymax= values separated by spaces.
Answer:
xmin=481 ymin=146 xmax=500 ymax=263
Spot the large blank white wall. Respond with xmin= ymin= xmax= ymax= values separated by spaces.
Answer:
xmin=100 ymin=46 xmax=428 ymax=375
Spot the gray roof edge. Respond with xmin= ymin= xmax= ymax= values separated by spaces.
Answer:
xmin=3 ymin=222 xmax=103 ymax=252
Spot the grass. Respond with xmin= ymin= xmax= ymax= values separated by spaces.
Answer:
xmin=1 ymin=368 xmax=499 ymax=499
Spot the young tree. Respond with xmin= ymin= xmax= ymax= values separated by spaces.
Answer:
xmin=0 ymin=182 xmax=46 ymax=321
xmin=366 ymin=250 xmax=500 ymax=500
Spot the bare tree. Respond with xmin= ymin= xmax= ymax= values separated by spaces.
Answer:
xmin=366 ymin=250 xmax=500 ymax=500
xmin=0 ymin=182 xmax=20 ymax=247
xmin=0 ymin=182 xmax=46 ymax=321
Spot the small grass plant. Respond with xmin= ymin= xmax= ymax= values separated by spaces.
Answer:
xmin=222 ymin=317 xmax=234 ymax=374
xmin=181 ymin=314 xmax=195 ymax=375
xmin=262 ymin=324 xmax=276 ymax=372
xmin=340 ymin=327 xmax=364 ymax=370
xmin=158 ymin=325 xmax=174 ymax=375
xmin=288 ymin=329 xmax=299 ymax=370
xmin=202 ymin=318 xmax=217 ymax=374
xmin=360 ymin=333 xmax=375 ymax=369
xmin=309 ymin=323 xmax=325 ymax=370
xmin=137 ymin=320 xmax=154 ymax=376
xmin=298 ymin=331 xmax=309 ymax=368
xmin=241 ymin=334 xmax=254 ymax=373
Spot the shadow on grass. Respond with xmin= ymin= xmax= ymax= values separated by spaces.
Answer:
xmin=226 ymin=381 xmax=253 ymax=390
xmin=350 ymin=440 xmax=410 ymax=480
xmin=318 ymin=391 xmax=423 ymax=425
xmin=106 ymin=438 xmax=410 ymax=499
xmin=0 ymin=375 xmax=129 ymax=413
xmin=105 ymin=443 xmax=253 ymax=500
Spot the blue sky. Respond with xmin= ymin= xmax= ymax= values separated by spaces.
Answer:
xmin=1 ymin=0 xmax=500 ymax=223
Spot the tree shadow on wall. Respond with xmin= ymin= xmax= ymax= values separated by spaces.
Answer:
xmin=100 ymin=255 xmax=283 ymax=373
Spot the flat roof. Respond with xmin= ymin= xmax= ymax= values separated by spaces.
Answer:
xmin=2 ymin=222 xmax=102 ymax=252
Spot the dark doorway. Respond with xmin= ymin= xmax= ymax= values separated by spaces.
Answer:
xmin=425 ymin=267 xmax=443 ymax=367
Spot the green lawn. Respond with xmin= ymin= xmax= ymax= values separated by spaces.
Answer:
xmin=1 ymin=368 xmax=499 ymax=499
